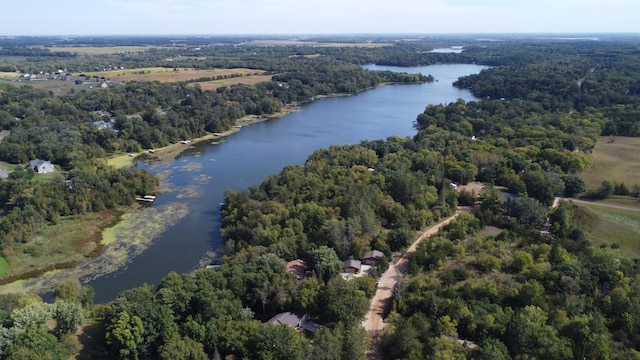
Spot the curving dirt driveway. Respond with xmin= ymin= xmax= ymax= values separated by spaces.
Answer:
xmin=363 ymin=211 xmax=462 ymax=360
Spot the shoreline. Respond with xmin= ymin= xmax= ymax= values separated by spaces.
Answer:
xmin=0 ymin=85 xmax=399 ymax=293
xmin=106 ymin=103 xmax=302 ymax=168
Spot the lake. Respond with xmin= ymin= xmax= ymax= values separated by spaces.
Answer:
xmin=89 ymin=64 xmax=490 ymax=302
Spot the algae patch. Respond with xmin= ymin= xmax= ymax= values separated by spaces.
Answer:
xmin=0 ymin=202 xmax=190 ymax=295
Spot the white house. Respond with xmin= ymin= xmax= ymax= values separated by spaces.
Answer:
xmin=28 ymin=159 xmax=54 ymax=174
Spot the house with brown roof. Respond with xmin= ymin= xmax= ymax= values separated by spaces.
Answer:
xmin=342 ymin=259 xmax=362 ymax=273
xmin=362 ymin=250 xmax=384 ymax=265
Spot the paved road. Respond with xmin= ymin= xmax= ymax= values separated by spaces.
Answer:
xmin=363 ymin=211 xmax=462 ymax=360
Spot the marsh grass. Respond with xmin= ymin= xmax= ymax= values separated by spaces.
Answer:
xmin=0 ymin=202 xmax=189 ymax=295
xmin=0 ymin=210 xmax=121 ymax=283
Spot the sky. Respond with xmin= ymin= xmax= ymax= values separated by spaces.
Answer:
xmin=1 ymin=0 xmax=638 ymax=36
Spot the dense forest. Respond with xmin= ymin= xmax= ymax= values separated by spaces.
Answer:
xmin=1 ymin=36 xmax=640 ymax=359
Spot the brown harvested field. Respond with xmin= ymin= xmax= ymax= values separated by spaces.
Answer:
xmin=191 ymin=74 xmax=274 ymax=90
xmin=581 ymin=136 xmax=640 ymax=190
xmin=84 ymin=67 xmax=266 ymax=83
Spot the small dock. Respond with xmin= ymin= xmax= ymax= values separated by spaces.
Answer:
xmin=135 ymin=195 xmax=156 ymax=202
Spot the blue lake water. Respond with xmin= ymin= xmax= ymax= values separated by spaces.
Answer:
xmin=89 ymin=64 xmax=489 ymax=302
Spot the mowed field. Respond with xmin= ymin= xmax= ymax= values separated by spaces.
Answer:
xmin=84 ymin=67 xmax=267 ymax=83
xmin=581 ymin=136 xmax=640 ymax=190
xmin=577 ymin=136 xmax=640 ymax=255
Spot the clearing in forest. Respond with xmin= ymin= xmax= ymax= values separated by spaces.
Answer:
xmin=581 ymin=136 xmax=640 ymax=190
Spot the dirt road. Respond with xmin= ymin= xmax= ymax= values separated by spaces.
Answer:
xmin=363 ymin=211 xmax=461 ymax=360
xmin=567 ymin=198 xmax=640 ymax=212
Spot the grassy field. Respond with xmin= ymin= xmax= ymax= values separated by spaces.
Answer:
xmin=581 ymin=136 xmax=640 ymax=190
xmin=0 ymin=254 xmax=8 ymax=277
xmin=49 ymin=46 xmax=157 ymax=55
xmin=577 ymin=200 xmax=640 ymax=257
xmin=192 ymin=74 xmax=273 ymax=90
xmin=0 ymin=71 xmax=19 ymax=79
xmin=84 ymin=67 xmax=265 ymax=83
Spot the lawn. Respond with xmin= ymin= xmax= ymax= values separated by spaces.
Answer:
xmin=581 ymin=136 xmax=640 ymax=191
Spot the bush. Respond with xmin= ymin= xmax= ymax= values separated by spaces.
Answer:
xmin=474 ymin=254 xmax=502 ymax=272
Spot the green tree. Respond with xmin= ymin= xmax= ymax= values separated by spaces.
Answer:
xmin=506 ymin=306 xmax=571 ymax=359
xmin=252 ymin=324 xmax=309 ymax=360
xmin=4 ymin=327 xmax=66 ymax=360
xmin=511 ymin=250 xmax=534 ymax=272
xmin=522 ymin=170 xmax=563 ymax=206
xmin=504 ymin=196 xmax=547 ymax=227
xmin=477 ymin=337 xmax=511 ymax=360
xmin=310 ymin=327 xmax=343 ymax=360
xmin=52 ymin=300 xmax=85 ymax=337
xmin=562 ymin=174 xmax=586 ymax=197
xmin=10 ymin=302 xmax=52 ymax=330
xmin=158 ymin=333 xmax=208 ymax=360
xmin=106 ymin=311 xmax=145 ymax=360
xmin=308 ymin=246 xmax=342 ymax=282
xmin=321 ymin=277 xmax=369 ymax=325
xmin=560 ymin=313 xmax=611 ymax=360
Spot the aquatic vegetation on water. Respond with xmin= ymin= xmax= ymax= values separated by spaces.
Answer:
xmin=0 ymin=202 xmax=190 ymax=295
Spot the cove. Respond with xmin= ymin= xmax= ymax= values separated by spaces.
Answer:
xmin=89 ymin=64 xmax=490 ymax=303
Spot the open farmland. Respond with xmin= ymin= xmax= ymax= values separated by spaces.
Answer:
xmin=246 ymin=39 xmax=391 ymax=47
xmin=581 ymin=136 xmax=640 ymax=190
xmin=84 ymin=67 xmax=267 ymax=83
xmin=48 ymin=45 xmax=158 ymax=55
xmin=0 ymin=71 xmax=19 ymax=79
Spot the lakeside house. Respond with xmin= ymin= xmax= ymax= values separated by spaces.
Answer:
xmin=267 ymin=311 xmax=323 ymax=333
xmin=0 ymin=168 xmax=8 ymax=179
xmin=361 ymin=250 xmax=384 ymax=266
xmin=342 ymin=259 xmax=362 ymax=273
xmin=28 ymin=159 xmax=54 ymax=174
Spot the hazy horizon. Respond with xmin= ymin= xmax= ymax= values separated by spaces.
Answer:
xmin=1 ymin=0 xmax=638 ymax=36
